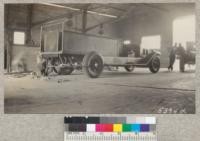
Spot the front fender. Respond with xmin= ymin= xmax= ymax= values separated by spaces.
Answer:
xmin=137 ymin=52 xmax=160 ymax=66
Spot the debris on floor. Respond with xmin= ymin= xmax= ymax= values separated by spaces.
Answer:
xmin=4 ymin=68 xmax=195 ymax=114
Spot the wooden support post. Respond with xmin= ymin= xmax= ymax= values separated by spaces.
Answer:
xmin=82 ymin=9 xmax=87 ymax=33
xmin=6 ymin=30 xmax=13 ymax=73
xmin=26 ymin=5 xmax=33 ymax=44
xmin=4 ymin=4 xmax=12 ymax=73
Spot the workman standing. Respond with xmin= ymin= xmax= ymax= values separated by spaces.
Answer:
xmin=168 ymin=43 xmax=177 ymax=71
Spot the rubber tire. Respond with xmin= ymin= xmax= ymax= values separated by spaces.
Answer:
xmin=124 ymin=65 xmax=135 ymax=72
xmin=54 ymin=57 xmax=74 ymax=75
xmin=179 ymin=56 xmax=185 ymax=72
xmin=149 ymin=56 xmax=160 ymax=73
xmin=83 ymin=51 xmax=104 ymax=78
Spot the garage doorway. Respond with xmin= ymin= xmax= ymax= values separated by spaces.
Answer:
xmin=173 ymin=15 xmax=195 ymax=70
xmin=173 ymin=15 xmax=195 ymax=48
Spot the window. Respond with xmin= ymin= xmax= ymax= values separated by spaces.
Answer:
xmin=123 ymin=40 xmax=131 ymax=45
xmin=13 ymin=31 xmax=25 ymax=45
xmin=141 ymin=35 xmax=161 ymax=50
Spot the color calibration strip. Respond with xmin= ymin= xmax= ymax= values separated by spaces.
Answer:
xmin=65 ymin=123 xmax=155 ymax=132
xmin=64 ymin=116 xmax=157 ymax=141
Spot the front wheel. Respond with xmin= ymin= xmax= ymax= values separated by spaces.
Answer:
xmin=83 ymin=52 xmax=104 ymax=78
xmin=149 ymin=56 xmax=160 ymax=73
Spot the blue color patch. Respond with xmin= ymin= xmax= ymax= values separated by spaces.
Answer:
xmin=131 ymin=124 xmax=140 ymax=132
xmin=141 ymin=124 xmax=149 ymax=132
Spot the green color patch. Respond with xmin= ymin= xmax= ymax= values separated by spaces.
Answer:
xmin=122 ymin=124 xmax=132 ymax=132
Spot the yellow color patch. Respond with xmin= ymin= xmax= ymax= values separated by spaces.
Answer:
xmin=113 ymin=124 xmax=122 ymax=132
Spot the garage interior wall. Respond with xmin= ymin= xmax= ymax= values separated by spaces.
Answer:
xmin=113 ymin=6 xmax=173 ymax=67
xmin=5 ymin=4 xmax=38 ymax=72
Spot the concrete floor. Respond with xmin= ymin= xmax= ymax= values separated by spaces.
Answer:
xmin=4 ymin=68 xmax=195 ymax=114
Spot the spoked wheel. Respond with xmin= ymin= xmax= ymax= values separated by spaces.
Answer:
xmin=43 ymin=57 xmax=74 ymax=76
xmin=45 ymin=67 xmax=54 ymax=76
xmin=124 ymin=65 xmax=135 ymax=72
xmin=54 ymin=57 xmax=74 ymax=75
xmin=44 ymin=59 xmax=57 ymax=76
xmin=149 ymin=56 xmax=160 ymax=73
xmin=83 ymin=52 xmax=104 ymax=78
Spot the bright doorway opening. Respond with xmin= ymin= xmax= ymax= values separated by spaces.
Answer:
xmin=173 ymin=15 xmax=195 ymax=48
xmin=173 ymin=15 xmax=195 ymax=70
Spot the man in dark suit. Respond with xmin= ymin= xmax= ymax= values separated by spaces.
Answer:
xmin=168 ymin=43 xmax=177 ymax=71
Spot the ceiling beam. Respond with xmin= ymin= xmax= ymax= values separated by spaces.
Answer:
xmin=142 ymin=4 xmax=169 ymax=13
xmin=87 ymin=10 xmax=118 ymax=18
xmin=40 ymin=3 xmax=80 ymax=11
xmin=85 ymin=5 xmax=137 ymax=32
xmin=40 ymin=3 xmax=118 ymax=18
xmin=88 ymin=5 xmax=105 ymax=11
xmin=32 ymin=12 xmax=78 ymax=27
xmin=85 ymin=19 xmax=115 ymax=32
xmin=33 ymin=3 xmax=118 ymax=27
xmin=98 ymin=4 xmax=127 ymax=12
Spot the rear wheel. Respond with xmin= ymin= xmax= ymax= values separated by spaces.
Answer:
xmin=54 ymin=57 xmax=74 ymax=75
xmin=45 ymin=67 xmax=54 ymax=76
xmin=149 ymin=56 xmax=160 ymax=73
xmin=44 ymin=59 xmax=56 ymax=76
xmin=83 ymin=52 xmax=104 ymax=78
